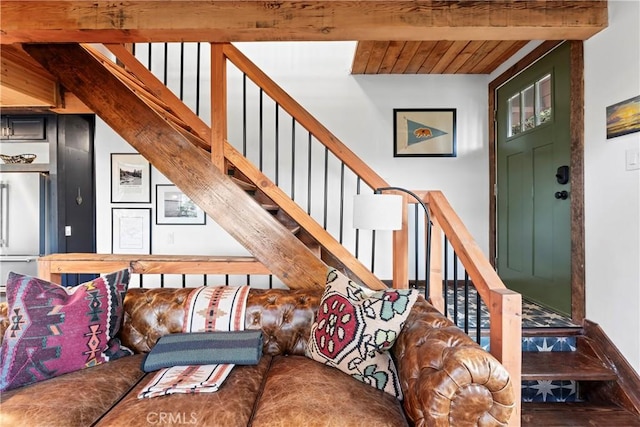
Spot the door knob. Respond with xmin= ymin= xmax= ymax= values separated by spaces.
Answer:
xmin=554 ymin=190 xmax=569 ymax=200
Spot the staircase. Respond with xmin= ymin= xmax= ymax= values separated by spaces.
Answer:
xmin=520 ymin=324 xmax=640 ymax=425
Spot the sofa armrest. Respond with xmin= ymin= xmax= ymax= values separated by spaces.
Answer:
xmin=393 ymin=296 xmax=515 ymax=427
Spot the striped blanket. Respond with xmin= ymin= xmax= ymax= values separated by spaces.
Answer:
xmin=138 ymin=285 xmax=250 ymax=398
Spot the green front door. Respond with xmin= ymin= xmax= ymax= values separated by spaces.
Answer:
xmin=496 ymin=42 xmax=572 ymax=316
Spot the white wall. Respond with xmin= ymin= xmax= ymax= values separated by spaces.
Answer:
xmin=95 ymin=42 xmax=491 ymax=282
xmin=583 ymin=0 xmax=640 ymax=371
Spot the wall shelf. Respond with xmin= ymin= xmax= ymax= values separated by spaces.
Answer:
xmin=0 ymin=163 xmax=50 ymax=173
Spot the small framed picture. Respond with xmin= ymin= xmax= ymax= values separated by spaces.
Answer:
xmin=393 ymin=108 xmax=457 ymax=157
xmin=111 ymin=153 xmax=151 ymax=203
xmin=156 ymin=184 xmax=206 ymax=225
xmin=606 ymin=95 xmax=640 ymax=139
xmin=112 ymin=208 xmax=151 ymax=254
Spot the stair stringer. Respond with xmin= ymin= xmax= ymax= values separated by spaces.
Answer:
xmin=23 ymin=42 xmax=328 ymax=290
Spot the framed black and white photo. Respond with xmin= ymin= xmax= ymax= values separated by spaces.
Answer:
xmin=111 ymin=153 xmax=151 ymax=203
xmin=156 ymin=184 xmax=206 ymax=225
xmin=112 ymin=208 xmax=151 ymax=254
xmin=393 ymin=108 xmax=457 ymax=157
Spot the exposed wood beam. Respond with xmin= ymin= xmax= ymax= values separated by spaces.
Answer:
xmin=23 ymin=42 xmax=328 ymax=290
xmin=0 ymin=45 xmax=59 ymax=107
xmin=1 ymin=1 xmax=607 ymax=44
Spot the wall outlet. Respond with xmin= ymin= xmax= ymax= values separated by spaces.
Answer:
xmin=65 ymin=226 xmax=72 ymax=236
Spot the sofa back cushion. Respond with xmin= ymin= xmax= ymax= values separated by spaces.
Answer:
xmin=121 ymin=288 xmax=323 ymax=356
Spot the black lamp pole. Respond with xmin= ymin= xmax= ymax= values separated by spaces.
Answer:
xmin=374 ymin=187 xmax=432 ymax=293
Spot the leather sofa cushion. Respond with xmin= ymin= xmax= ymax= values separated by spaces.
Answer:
xmin=95 ymin=356 xmax=273 ymax=427
xmin=0 ymin=354 xmax=145 ymax=427
xmin=251 ymin=355 xmax=409 ymax=427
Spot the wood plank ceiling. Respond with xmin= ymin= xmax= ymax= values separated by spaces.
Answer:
xmin=352 ymin=40 xmax=529 ymax=74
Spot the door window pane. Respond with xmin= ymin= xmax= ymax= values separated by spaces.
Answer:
xmin=536 ymin=74 xmax=552 ymax=125
xmin=508 ymin=93 xmax=521 ymax=137
xmin=522 ymin=84 xmax=535 ymax=131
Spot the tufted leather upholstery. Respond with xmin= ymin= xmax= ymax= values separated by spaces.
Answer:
xmin=0 ymin=287 xmax=515 ymax=426
xmin=119 ymin=287 xmax=323 ymax=356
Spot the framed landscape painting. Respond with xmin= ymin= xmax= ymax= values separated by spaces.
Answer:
xmin=156 ymin=184 xmax=206 ymax=225
xmin=111 ymin=153 xmax=151 ymax=203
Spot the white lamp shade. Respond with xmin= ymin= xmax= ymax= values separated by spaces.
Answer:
xmin=353 ymin=194 xmax=403 ymax=230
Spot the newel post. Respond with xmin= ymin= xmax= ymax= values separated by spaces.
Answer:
xmin=490 ymin=288 xmax=522 ymax=426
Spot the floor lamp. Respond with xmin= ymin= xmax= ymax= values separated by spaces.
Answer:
xmin=353 ymin=187 xmax=432 ymax=291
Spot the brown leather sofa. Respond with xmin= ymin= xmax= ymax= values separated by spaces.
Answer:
xmin=0 ymin=287 xmax=515 ymax=426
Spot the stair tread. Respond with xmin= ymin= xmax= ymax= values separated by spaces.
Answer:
xmin=230 ymin=176 xmax=257 ymax=192
xmin=522 ymin=351 xmax=617 ymax=381
xmin=522 ymin=326 xmax=583 ymax=337
xmin=261 ymin=203 xmax=279 ymax=212
xmin=522 ymin=402 xmax=640 ymax=426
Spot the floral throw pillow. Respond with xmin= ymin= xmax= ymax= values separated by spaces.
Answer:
xmin=0 ymin=269 xmax=131 ymax=391
xmin=306 ymin=268 xmax=418 ymax=399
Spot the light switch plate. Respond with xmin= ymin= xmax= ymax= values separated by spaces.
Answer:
xmin=626 ymin=149 xmax=640 ymax=171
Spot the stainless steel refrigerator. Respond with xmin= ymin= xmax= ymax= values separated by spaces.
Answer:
xmin=0 ymin=172 xmax=46 ymax=284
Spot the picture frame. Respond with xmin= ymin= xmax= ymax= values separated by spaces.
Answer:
xmin=393 ymin=108 xmax=457 ymax=157
xmin=606 ymin=95 xmax=640 ymax=139
xmin=156 ymin=184 xmax=206 ymax=225
xmin=112 ymin=208 xmax=151 ymax=254
xmin=111 ymin=153 xmax=151 ymax=203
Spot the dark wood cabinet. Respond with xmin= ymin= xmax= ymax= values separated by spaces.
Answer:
xmin=1 ymin=115 xmax=51 ymax=141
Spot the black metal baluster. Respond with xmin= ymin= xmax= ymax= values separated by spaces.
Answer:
xmin=464 ymin=272 xmax=470 ymax=335
xmin=182 ymin=274 xmax=186 ymax=288
xmin=269 ymin=275 xmax=273 ymax=289
xmin=203 ymin=274 xmax=207 ymax=286
xmin=242 ymin=74 xmax=247 ymax=156
xmin=259 ymin=89 xmax=264 ymax=171
xmin=275 ymin=103 xmax=279 ymax=185
xmin=476 ymin=284 xmax=482 ymax=343
xmin=371 ymin=230 xmax=376 ymax=274
xmin=139 ymin=274 xmax=144 ymax=289
xmin=163 ymin=43 xmax=168 ymax=85
xmin=414 ymin=204 xmax=419 ymax=288
xmin=195 ymin=43 xmax=201 ymax=116
xmin=453 ymin=253 xmax=459 ymax=326
xmin=160 ymin=274 xmax=165 ymax=288
xmin=444 ymin=236 xmax=449 ymax=318
xmin=179 ymin=43 xmax=184 ymax=100
xmin=307 ymin=132 xmax=312 ymax=214
xmin=291 ymin=119 xmax=296 ymax=200
xmin=355 ymin=178 xmax=361 ymax=259
xmin=147 ymin=43 xmax=152 ymax=71
xmin=225 ymin=275 xmax=230 ymax=286
xmin=323 ymin=147 xmax=328 ymax=229
xmin=339 ymin=162 xmax=345 ymax=243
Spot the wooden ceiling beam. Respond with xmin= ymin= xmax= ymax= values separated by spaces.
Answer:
xmin=0 ymin=1 xmax=607 ymax=44
xmin=0 ymin=45 xmax=59 ymax=107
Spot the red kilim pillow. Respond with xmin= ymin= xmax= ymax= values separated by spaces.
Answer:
xmin=306 ymin=268 xmax=418 ymax=399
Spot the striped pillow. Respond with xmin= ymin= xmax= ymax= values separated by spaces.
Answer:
xmin=141 ymin=331 xmax=263 ymax=372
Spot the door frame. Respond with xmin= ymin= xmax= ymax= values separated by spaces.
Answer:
xmin=489 ymin=40 xmax=585 ymax=322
